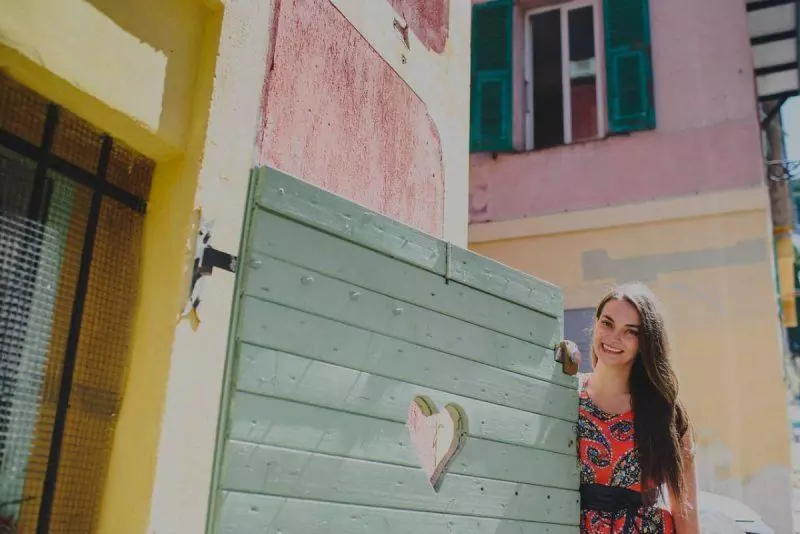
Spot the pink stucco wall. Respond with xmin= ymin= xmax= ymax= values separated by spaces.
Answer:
xmin=389 ymin=0 xmax=449 ymax=53
xmin=258 ymin=0 xmax=445 ymax=236
xmin=470 ymin=0 xmax=764 ymax=223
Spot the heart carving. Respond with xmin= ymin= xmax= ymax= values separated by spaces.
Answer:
xmin=406 ymin=396 xmax=468 ymax=491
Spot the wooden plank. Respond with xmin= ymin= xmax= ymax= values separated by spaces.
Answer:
xmin=237 ymin=298 xmax=577 ymax=422
xmin=221 ymin=441 xmax=580 ymax=524
xmin=239 ymin=291 xmax=571 ymax=402
xmin=255 ymin=167 xmax=447 ymax=275
xmin=218 ymin=492 xmax=578 ymax=534
xmin=230 ymin=392 xmax=579 ymax=490
xmin=208 ymin=168 xmax=263 ymax=534
xmin=448 ymin=246 xmax=564 ymax=317
xmin=245 ymin=251 xmax=560 ymax=360
xmin=248 ymin=210 xmax=571 ymax=363
xmin=235 ymin=344 xmax=578 ymax=455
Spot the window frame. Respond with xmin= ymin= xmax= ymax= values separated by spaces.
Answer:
xmin=523 ymin=0 xmax=607 ymax=151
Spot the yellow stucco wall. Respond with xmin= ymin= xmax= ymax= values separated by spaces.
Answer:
xmin=0 ymin=0 xmax=222 ymax=532
xmin=470 ymin=187 xmax=792 ymax=531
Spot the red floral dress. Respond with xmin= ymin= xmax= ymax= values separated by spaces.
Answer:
xmin=578 ymin=380 xmax=675 ymax=533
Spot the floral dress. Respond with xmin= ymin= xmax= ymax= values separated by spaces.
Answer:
xmin=578 ymin=380 xmax=675 ymax=533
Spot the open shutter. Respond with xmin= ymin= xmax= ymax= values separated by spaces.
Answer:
xmin=207 ymin=167 xmax=579 ymax=533
xmin=604 ymin=0 xmax=655 ymax=133
xmin=470 ymin=0 xmax=513 ymax=152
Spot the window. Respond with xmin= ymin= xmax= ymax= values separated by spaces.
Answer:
xmin=470 ymin=0 xmax=655 ymax=153
xmin=525 ymin=2 xmax=604 ymax=150
xmin=0 ymin=74 xmax=152 ymax=532
xmin=470 ymin=0 xmax=514 ymax=152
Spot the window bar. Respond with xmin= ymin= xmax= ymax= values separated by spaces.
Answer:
xmin=27 ymin=104 xmax=59 ymax=222
xmin=0 ymin=104 xmax=59 ymax=518
xmin=36 ymin=136 xmax=112 ymax=534
xmin=0 ymin=128 xmax=147 ymax=214
xmin=561 ymin=7 xmax=573 ymax=145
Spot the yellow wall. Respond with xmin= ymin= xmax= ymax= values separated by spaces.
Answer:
xmin=776 ymin=231 xmax=797 ymax=328
xmin=0 ymin=0 xmax=222 ymax=532
xmin=470 ymin=187 xmax=792 ymax=530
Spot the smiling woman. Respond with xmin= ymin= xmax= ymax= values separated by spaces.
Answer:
xmin=576 ymin=282 xmax=700 ymax=534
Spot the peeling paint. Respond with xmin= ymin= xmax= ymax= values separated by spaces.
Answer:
xmin=258 ymin=0 xmax=445 ymax=237
xmin=388 ymin=0 xmax=449 ymax=53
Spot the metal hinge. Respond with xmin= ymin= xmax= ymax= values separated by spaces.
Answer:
xmin=181 ymin=220 xmax=238 ymax=329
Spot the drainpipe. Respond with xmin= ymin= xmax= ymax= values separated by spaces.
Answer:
xmin=763 ymin=100 xmax=798 ymax=330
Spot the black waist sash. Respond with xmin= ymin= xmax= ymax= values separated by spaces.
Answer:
xmin=580 ymin=484 xmax=643 ymax=533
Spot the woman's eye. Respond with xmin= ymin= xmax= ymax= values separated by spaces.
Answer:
xmin=624 ymin=329 xmax=638 ymax=338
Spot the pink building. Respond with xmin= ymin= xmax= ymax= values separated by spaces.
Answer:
xmin=469 ymin=0 xmax=799 ymax=531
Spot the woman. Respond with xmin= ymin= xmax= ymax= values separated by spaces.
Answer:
xmin=567 ymin=283 xmax=700 ymax=533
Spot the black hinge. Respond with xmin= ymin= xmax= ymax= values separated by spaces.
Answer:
xmin=199 ymin=246 xmax=237 ymax=275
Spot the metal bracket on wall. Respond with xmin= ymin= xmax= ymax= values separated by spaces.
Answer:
xmin=198 ymin=246 xmax=238 ymax=276
xmin=181 ymin=219 xmax=238 ymax=330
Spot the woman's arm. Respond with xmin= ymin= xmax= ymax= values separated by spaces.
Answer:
xmin=671 ymin=431 xmax=700 ymax=534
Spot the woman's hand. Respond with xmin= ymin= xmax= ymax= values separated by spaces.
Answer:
xmin=555 ymin=340 xmax=582 ymax=375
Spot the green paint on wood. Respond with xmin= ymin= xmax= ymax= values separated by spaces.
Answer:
xmin=470 ymin=0 xmax=514 ymax=152
xmin=222 ymin=442 xmax=579 ymax=524
xmin=218 ymin=493 xmax=579 ymax=534
xmin=604 ymin=0 xmax=655 ymax=133
xmin=229 ymin=392 xmax=579 ymax=489
xmin=208 ymin=167 xmax=578 ymax=533
xmin=248 ymin=210 xmax=567 ymax=364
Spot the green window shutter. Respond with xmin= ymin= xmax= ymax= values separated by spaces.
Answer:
xmin=470 ymin=0 xmax=513 ymax=152
xmin=604 ymin=0 xmax=655 ymax=133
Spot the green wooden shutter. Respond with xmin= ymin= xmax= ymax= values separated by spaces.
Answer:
xmin=470 ymin=0 xmax=513 ymax=152
xmin=207 ymin=166 xmax=579 ymax=533
xmin=604 ymin=0 xmax=655 ymax=133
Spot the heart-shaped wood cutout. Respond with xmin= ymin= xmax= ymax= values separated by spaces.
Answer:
xmin=406 ymin=396 xmax=468 ymax=491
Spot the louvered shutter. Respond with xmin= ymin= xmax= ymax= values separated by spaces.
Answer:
xmin=470 ymin=1 xmax=514 ymax=152
xmin=604 ymin=0 xmax=655 ymax=133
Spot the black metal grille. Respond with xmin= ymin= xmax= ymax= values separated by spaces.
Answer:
xmin=0 ymin=73 xmax=151 ymax=533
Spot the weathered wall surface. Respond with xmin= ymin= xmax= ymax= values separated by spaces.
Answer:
xmin=257 ymin=0 xmax=445 ymax=236
xmin=1 ymin=0 xmax=472 ymax=531
xmin=0 ymin=1 xmax=224 ymax=532
xmin=258 ymin=0 xmax=470 ymax=242
xmin=469 ymin=189 xmax=793 ymax=533
xmin=150 ymin=0 xmax=472 ymax=532
xmin=0 ymin=0 xmax=211 ymax=158
xmin=469 ymin=0 xmax=763 ymax=223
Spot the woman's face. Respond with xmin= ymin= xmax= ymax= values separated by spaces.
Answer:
xmin=593 ymin=298 xmax=641 ymax=368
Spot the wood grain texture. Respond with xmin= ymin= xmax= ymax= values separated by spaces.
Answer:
xmin=222 ymin=441 xmax=580 ymax=524
xmin=237 ymin=287 xmax=574 ymax=419
xmin=256 ymin=167 xmax=447 ymax=274
xmin=244 ymin=250 xmax=561 ymax=364
xmin=218 ymin=492 xmax=578 ymax=534
xmin=448 ymin=247 xmax=563 ymax=318
xmin=248 ymin=209 xmax=569 ymax=357
xmin=229 ymin=391 xmax=580 ymax=489
xmin=209 ymin=168 xmax=577 ymax=533
xmin=234 ymin=345 xmax=577 ymax=455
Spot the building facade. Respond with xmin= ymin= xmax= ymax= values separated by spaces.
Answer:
xmin=0 ymin=0 xmax=471 ymax=532
xmin=468 ymin=0 xmax=798 ymax=531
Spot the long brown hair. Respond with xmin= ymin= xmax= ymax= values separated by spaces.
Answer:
xmin=592 ymin=283 xmax=690 ymax=508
